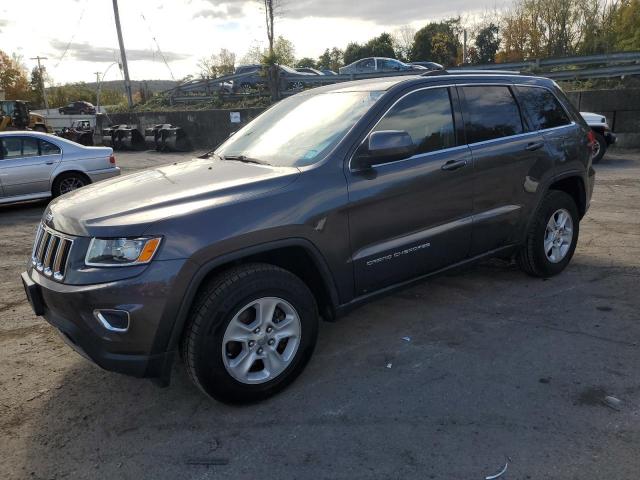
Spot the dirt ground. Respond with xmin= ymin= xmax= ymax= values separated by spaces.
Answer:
xmin=1 ymin=149 xmax=639 ymax=480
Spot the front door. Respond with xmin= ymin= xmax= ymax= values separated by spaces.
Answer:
xmin=0 ymin=136 xmax=61 ymax=198
xmin=347 ymin=86 xmax=474 ymax=296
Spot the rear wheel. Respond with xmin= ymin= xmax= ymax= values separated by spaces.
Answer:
xmin=181 ymin=263 xmax=319 ymax=403
xmin=591 ymin=132 xmax=607 ymax=164
xmin=516 ymin=191 xmax=579 ymax=277
xmin=52 ymin=172 xmax=88 ymax=197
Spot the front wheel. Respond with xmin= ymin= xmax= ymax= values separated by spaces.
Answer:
xmin=181 ymin=263 xmax=319 ymax=403
xmin=516 ymin=191 xmax=579 ymax=277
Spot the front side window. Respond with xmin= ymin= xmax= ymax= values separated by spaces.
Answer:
xmin=216 ymin=90 xmax=383 ymax=167
xmin=516 ymin=86 xmax=571 ymax=130
xmin=462 ymin=86 xmax=524 ymax=144
xmin=369 ymin=87 xmax=456 ymax=156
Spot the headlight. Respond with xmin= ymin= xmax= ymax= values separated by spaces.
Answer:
xmin=85 ymin=237 xmax=162 ymax=267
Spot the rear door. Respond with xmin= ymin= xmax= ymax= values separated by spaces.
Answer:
xmin=0 ymin=136 xmax=62 ymax=197
xmin=458 ymin=84 xmax=550 ymax=256
xmin=514 ymin=85 xmax=578 ymax=168
xmin=347 ymin=86 xmax=474 ymax=295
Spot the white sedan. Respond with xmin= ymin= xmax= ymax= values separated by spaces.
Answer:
xmin=0 ymin=131 xmax=120 ymax=205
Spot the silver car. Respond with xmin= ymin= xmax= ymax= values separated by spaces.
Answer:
xmin=0 ymin=131 xmax=120 ymax=205
xmin=338 ymin=57 xmax=426 ymax=75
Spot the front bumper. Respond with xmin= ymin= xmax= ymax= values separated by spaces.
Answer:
xmin=87 ymin=166 xmax=121 ymax=183
xmin=22 ymin=258 xmax=188 ymax=378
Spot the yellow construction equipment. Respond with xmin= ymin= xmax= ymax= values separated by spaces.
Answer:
xmin=0 ymin=100 xmax=50 ymax=132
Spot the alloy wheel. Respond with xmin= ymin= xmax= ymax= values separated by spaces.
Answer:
xmin=222 ymin=297 xmax=301 ymax=384
xmin=544 ymin=208 xmax=573 ymax=263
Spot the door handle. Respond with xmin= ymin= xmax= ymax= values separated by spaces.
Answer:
xmin=525 ymin=141 xmax=545 ymax=151
xmin=441 ymin=159 xmax=468 ymax=171
xmin=45 ymin=162 xmax=54 ymax=165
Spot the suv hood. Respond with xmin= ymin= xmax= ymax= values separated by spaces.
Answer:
xmin=46 ymin=158 xmax=300 ymax=237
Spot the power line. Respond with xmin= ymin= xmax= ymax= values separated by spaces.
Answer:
xmin=53 ymin=0 xmax=89 ymax=69
xmin=140 ymin=12 xmax=176 ymax=81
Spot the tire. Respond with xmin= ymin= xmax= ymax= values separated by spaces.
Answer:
xmin=52 ymin=172 xmax=89 ymax=197
xmin=181 ymin=263 xmax=319 ymax=403
xmin=592 ymin=132 xmax=607 ymax=164
xmin=516 ymin=190 xmax=579 ymax=277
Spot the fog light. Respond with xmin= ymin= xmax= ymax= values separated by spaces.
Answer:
xmin=94 ymin=309 xmax=130 ymax=332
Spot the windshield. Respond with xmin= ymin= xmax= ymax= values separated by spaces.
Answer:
xmin=216 ymin=90 xmax=383 ymax=167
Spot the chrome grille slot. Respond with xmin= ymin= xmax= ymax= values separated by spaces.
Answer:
xmin=31 ymin=223 xmax=74 ymax=281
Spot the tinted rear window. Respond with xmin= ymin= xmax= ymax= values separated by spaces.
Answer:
xmin=461 ymin=86 xmax=523 ymax=144
xmin=516 ymin=86 xmax=571 ymax=130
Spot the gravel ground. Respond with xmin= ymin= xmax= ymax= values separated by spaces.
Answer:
xmin=1 ymin=149 xmax=639 ymax=480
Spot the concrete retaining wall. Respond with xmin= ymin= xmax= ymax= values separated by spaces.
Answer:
xmin=566 ymin=89 xmax=640 ymax=148
xmin=103 ymin=108 xmax=266 ymax=150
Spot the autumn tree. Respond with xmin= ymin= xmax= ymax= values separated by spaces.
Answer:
xmin=411 ymin=19 xmax=461 ymax=66
xmin=198 ymin=48 xmax=237 ymax=78
xmin=0 ymin=50 xmax=30 ymax=100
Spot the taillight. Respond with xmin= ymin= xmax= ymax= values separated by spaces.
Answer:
xmin=109 ymin=154 xmax=116 ymax=165
xmin=587 ymin=130 xmax=596 ymax=154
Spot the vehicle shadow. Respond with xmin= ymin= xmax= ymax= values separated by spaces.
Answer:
xmin=19 ymin=256 xmax=640 ymax=479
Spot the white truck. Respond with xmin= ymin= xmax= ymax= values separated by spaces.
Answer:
xmin=580 ymin=111 xmax=616 ymax=163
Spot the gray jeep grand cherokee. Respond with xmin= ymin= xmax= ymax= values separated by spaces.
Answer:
xmin=22 ymin=72 xmax=595 ymax=403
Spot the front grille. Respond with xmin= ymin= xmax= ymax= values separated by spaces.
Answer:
xmin=31 ymin=223 xmax=74 ymax=281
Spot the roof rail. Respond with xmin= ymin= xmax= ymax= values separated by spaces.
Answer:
xmin=421 ymin=69 xmax=522 ymax=76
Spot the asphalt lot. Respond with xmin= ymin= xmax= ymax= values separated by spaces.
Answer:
xmin=1 ymin=149 xmax=639 ymax=479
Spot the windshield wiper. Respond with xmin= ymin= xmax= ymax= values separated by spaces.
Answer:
xmin=221 ymin=155 xmax=270 ymax=166
xmin=197 ymin=150 xmax=220 ymax=159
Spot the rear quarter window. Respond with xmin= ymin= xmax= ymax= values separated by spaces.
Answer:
xmin=461 ymin=86 xmax=524 ymax=144
xmin=515 ymin=86 xmax=572 ymax=130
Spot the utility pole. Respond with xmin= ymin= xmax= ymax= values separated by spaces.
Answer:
xmin=30 ymin=56 xmax=49 ymax=114
xmin=94 ymin=71 xmax=101 ymax=112
xmin=463 ymin=30 xmax=468 ymax=64
xmin=112 ymin=0 xmax=133 ymax=108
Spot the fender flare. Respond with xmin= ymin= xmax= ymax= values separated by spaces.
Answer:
xmin=163 ymin=237 xmax=340 ymax=357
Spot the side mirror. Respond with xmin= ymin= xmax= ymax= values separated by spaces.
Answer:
xmin=354 ymin=130 xmax=414 ymax=170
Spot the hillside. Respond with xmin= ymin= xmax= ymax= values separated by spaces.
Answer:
xmin=82 ymin=79 xmax=178 ymax=93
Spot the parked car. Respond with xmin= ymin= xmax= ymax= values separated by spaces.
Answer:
xmin=295 ymin=67 xmax=324 ymax=75
xmin=0 ymin=131 xmax=119 ymax=204
xmin=232 ymin=64 xmax=315 ymax=92
xmin=580 ymin=111 xmax=616 ymax=163
xmin=23 ymin=72 xmax=594 ymax=403
xmin=58 ymin=120 xmax=94 ymax=146
xmin=58 ymin=101 xmax=96 ymax=115
xmin=410 ymin=61 xmax=444 ymax=70
xmin=339 ymin=57 xmax=427 ymax=75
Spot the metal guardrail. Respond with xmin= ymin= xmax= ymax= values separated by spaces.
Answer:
xmin=167 ymin=51 xmax=640 ymax=103
xmin=458 ymin=51 xmax=640 ymax=71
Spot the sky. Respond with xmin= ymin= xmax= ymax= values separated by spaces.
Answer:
xmin=0 ymin=0 xmax=509 ymax=85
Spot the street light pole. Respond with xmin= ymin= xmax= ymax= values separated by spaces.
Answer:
xmin=112 ymin=0 xmax=134 ymax=108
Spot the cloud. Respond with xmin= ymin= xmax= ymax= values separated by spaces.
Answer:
xmin=287 ymin=0 xmax=478 ymax=24
xmin=195 ymin=0 xmax=483 ymax=26
xmin=48 ymin=40 xmax=191 ymax=63
xmin=193 ymin=3 xmax=244 ymax=20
